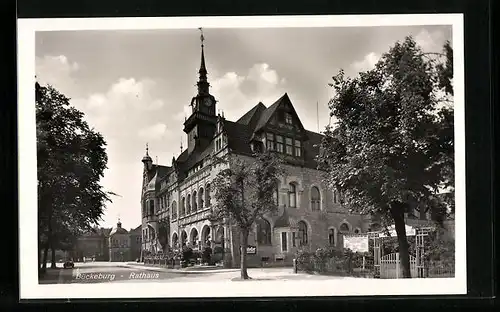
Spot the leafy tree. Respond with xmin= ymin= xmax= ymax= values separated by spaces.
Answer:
xmin=210 ymin=151 xmax=285 ymax=279
xmin=319 ymin=37 xmax=454 ymax=278
xmin=36 ymin=82 xmax=114 ymax=274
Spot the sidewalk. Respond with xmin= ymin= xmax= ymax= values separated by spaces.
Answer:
xmin=123 ymin=262 xmax=240 ymax=274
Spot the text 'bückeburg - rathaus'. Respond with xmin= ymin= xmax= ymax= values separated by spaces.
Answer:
xmin=140 ymin=35 xmax=371 ymax=268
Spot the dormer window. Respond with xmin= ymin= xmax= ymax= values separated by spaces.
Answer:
xmin=285 ymin=113 xmax=293 ymax=124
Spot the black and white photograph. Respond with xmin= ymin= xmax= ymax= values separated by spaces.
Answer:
xmin=18 ymin=14 xmax=465 ymax=299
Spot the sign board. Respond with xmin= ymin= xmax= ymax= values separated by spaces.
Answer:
xmin=240 ymin=245 xmax=257 ymax=254
xmin=378 ymin=224 xmax=416 ymax=238
xmin=343 ymin=235 xmax=369 ymax=253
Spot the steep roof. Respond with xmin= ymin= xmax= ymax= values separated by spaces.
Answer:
xmin=169 ymin=93 xmax=325 ymax=180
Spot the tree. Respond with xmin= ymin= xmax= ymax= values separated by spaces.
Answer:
xmin=36 ymin=82 xmax=114 ymax=274
xmin=210 ymin=151 xmax=285 ymax=279
xmin=319 ymin=37 xmax=454 ymax=278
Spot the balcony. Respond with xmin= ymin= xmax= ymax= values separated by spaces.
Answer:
xmin=178 ymin=208 xmax=212 ymax=226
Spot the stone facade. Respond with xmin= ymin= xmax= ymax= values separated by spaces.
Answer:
xmin=138 ymin=36 xmax=368 ymax=267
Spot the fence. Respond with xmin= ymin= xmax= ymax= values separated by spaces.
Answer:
xmin=380 ymin=253 xmax=417 ymax=279
xmin=427 ymin=260 xmax=455 ymax=278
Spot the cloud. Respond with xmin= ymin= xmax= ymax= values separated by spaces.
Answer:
xmin=36 ymin=55 xmax=80 ymax=96
xmin=351 ymin=52 xmax=380 ymax=73
xmin=138 ymin=123 xmax=170 ymax=140
xmin=210 ymin=63 xmax=287 ymax=120
xmin=415 ymin=29 xmax=448 ymax=53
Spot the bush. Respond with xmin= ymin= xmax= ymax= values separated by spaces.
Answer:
xmin=296 ymin=247 xmax=374 ymax=276
xmin=202 ymin=246 xmax=212 ymax=264
xmin=182 ymin=246 xmax=193 ymax=262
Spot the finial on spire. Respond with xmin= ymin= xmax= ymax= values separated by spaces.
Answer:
xmin=146 ymin=143 xmax=149 ymax=155
xmin=180 ymin=137 xmax=183 ymax=152
xmin=198 ymin=27 xmax=205 ymax=47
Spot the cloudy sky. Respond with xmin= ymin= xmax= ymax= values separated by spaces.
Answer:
xmin=35 ymin=25 xmax=452 ymax=230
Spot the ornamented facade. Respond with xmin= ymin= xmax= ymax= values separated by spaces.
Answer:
xmin=140 ymin=35 xmax=373 ymax=267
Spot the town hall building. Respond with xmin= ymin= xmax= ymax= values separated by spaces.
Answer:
xmin=140 ymin=34 xmax=372 ymax=267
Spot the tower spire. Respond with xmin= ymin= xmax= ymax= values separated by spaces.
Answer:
xmin=197 ymin=27 xmax=209 ymax=95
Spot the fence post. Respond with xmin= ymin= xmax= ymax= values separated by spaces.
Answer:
xmin=293 ymin=258 xmax=297 ymax=274
xmin=362 ymin=256 xmax=365 ymax=270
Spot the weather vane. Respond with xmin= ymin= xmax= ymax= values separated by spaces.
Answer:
xmin=198 ymin=27 xmax=205 ymax=46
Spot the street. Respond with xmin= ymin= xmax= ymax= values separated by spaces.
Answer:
xmin=39 ymin=261 xmax=353 ymax=284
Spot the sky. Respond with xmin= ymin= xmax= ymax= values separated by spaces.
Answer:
xmin=35 ymin=25 xmax=452 ymax=230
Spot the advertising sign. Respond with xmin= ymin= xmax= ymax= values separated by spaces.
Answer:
xmin=240 ymin=245 xmax=257 ymax=254
xmin=343 ymin=235 xmax=369 ymax=253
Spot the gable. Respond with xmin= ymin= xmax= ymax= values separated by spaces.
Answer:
xmin=255 ymin=93 xmax=308 ymax=139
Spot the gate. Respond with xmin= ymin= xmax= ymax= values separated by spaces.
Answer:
xmin=380 ymin=253 xmax=417 ymax=279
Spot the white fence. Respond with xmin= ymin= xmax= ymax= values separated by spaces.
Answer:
xmin=380 ymin=253 xmax=417 ymax=279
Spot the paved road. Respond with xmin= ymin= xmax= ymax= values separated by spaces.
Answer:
xmin=40 ymin=262 xmax=352 ymax=284
xmin=41 ymin=262 xmax=202 ymax=284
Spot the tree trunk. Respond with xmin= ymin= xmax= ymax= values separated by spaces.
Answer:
xmin=240 ymin=228 xmax=250 ymax=279
xmin=390 ymin=204 xmax=411 ymax=278
xmin=41 ymin=243 xmax=49 ymax=274
xmin=50 ymin=247 xmax=57 ymax=268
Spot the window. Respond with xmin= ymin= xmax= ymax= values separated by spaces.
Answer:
xmin=292 ymin=232 xmax=297 ymax=247
xmin=149 ymin=200 xmax=154 ymax=216
xmin=281 ymin=232 xmax=288 ymax=252
xmin=199 ymin=188 xmax=204 ymax=209
xmin=329 ymin=228 xmax=336 ymax=246
xmin=333 ymin=190 xmax=338 ymax=204
xmin=310 ymin=186 xmax=321 ymax=211
xmin=273 ymin=186 xmax=279 ymax=206
xmin=276 ymin=135 xmax=284 ymax=153
xmin=192 ymin=191 xmax=197 ymax=212
xmin=354 ymin=228 xmax=361 ymax=234
xmin=187 ymin=194 xmax=191 ymax=214
xmin=294 ymin=140 xmax=301 ymax=157
xmin=171 ymin=201 xmax=177 ymax=219
xmin=298 ymin=221 xmax=308 ymax=246
xmin=285 ymin=137 xmax=293 ymax=155
xmin=288 ymin=183 xmax=297 ymax=208
xmin=181 ymin=197 xmax=186 ymax=216
xmin=340 ymin=222 xmax=350 ymax=233
xmin=285 ymin=113 xmax=293 ymax=124
xmin=266 ymin=133 xmax=275 ymax=151
xmin=256 ymin=218 xmax=272 ymax=245
xmin=205 ymin=184 xmax=211 ymax=206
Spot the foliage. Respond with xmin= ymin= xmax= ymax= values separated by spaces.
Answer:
xmin=210 ymin=150 xmax=285 ymax=278
xmin=318 ymin=37 xmax=454 ymax=277
xmin=296 ymin=247 xmax=373 ymax=277
xmin=36 ymin=82 xmax=115 ymax=271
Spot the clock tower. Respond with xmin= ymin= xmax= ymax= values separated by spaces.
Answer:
xmin=183 ymin=29 xmax=217 ymax=154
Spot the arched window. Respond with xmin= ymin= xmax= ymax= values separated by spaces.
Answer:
xmin=329 ymin=228 xmax=337 ymax=246
xmin=205 ymin=183 xmax=211 ymax=206
xmin=340 ymin=222 xmax=350 ymax=233
xmin=199 ymin=188 xmax=204 ymax=209
xmin=171 ymin=201 xmax=177 ymax=220
xmin=310 ymin=186 xmax=321 ymax=211
xmin=256 ymin=218 xmax=272 ymax=245
xmin=180 ymin=197 xmax=186 ymax=216
xmin=149 ymin=200 xmax=154 ymax=215
xmin=298 ymin=221 xmax=308 ymax=246
xmin=288 ymin=183 xmax=297 ymax=208
xmin=187 ymin=194 xmax=191 ymax=214
xmin=192 ymin=191 xmax=198 ymax=212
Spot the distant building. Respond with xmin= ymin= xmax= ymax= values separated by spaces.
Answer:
xmin=108 ymin=220 xmax=130 ymax=262
xmin=72 ymin=223 xmax=142 ymax=262
xmin=73 ymin=227 xmax=111 ymax=261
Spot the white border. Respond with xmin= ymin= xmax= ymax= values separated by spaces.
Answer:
xmin=18 ymin=14 xmax=466 ymax=299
